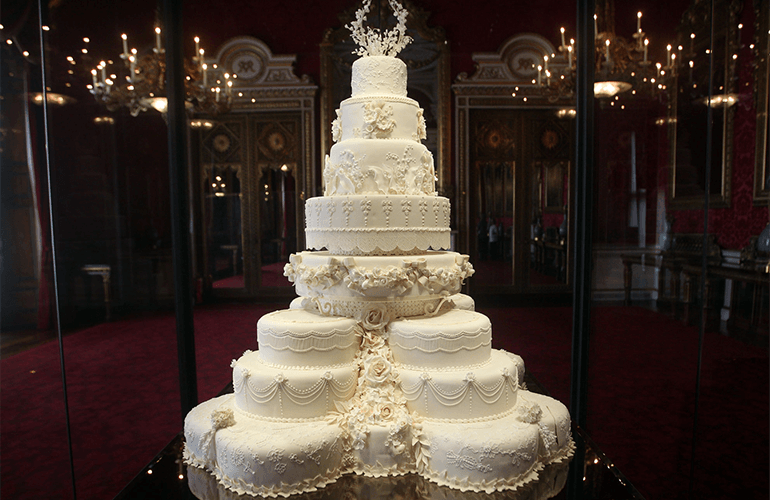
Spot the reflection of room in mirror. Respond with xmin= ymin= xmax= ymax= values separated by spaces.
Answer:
xmin=208 ymin=165 xmax=244 ymax=289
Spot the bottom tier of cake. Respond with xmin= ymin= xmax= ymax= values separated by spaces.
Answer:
xmin=184 ymin=389 xmax=573 ymax=498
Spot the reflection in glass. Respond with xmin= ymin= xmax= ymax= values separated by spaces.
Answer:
xmin=207 ymin=166 xmax=243 ymax=289
xmin=258 ymin=166 xmax=296 ymax=287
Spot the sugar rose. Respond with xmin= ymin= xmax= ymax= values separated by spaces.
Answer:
xmin=364 ymin=356 xmax=392 ymax=386
xmin=376 ymin=402 xmax=396 ymax=421
xmin=360 ymin=304 xmax=391 ymax=331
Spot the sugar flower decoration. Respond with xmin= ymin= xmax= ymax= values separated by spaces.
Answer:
xmin=348 ymin=0 xmax=413 ymax=57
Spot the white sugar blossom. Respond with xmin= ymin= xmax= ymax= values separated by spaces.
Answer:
xmin=347 ymin=0 xmax=413 ymax=57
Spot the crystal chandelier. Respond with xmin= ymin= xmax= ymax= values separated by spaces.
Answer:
xmin=87 ymin=28 xmax=233 ymax=116
xmin=534 ymin=5 xmax=674 ymax=99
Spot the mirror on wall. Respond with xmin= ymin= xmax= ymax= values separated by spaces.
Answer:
xmin=453 ymin=34 xmax=574 ymax=294
xmin=206 ymin=164 xmax=244 ymax=289
xmin=257 ymin=164 xmax=297 ymax=287
xmin=194 ymin=37 xmax=317 ymax=297
xmin=669 ymin=0 xmax=742 ymax=209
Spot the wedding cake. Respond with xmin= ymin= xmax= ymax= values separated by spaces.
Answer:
xmin=184 ymin=1 xmax=573 ymax=496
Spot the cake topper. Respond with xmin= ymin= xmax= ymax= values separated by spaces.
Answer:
xmin=347 ymin=0 xmax=413 ymax=57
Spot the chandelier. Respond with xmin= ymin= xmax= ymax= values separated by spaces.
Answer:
xmin=533 ymin=6 xmax=674 ymax=100
xmin=87 ymin=28 xmax=233 ymax=116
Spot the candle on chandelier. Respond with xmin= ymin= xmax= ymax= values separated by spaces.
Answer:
xmin=543 ymin=54 xmax=549 ymax=72
xmin=121 ymin=34 xmax=128 ymax=58
xmin=605 ymin=39 xmax=611 ymax=64
xmin=202 ymin=63 xmax=208 ymax=87
xmin=568 ymin=44 xmax=573 ymax=67
xmin=560 ymin=27 xmax=566 ymax=49
xmin=537 ymin=65 xmax=542 ymax=85
xmin=643 ymin=39 xmax=649 ymax=63
xmin=637 ymin=12 xmax=642 ymax=33
xmin=594 ymin=14 xmax=598 ymax=37
xmin=194 ymin=36 xmax=200 ymax=58
xmin=666 ymin=44 xmax=672 ymax=67
xmin=129 ymin=55 xmax=136 ymax=81
xmin=155 ymin=27 xmax=162 ymax=52
xmin=100 ymin=61 xmax=106 ymax=83
xmin=91 ymin=68 xmax=98 ymax=87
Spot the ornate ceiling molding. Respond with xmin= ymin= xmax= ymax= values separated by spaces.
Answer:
xmin=453 ymin=33 xmax=567 ymax=100
xmin=213 ymin=36 xmax=318 ymax=102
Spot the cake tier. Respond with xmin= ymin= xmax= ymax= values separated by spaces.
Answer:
xmin=420 ymin=390 xmax=574 ymax=494
xmin=388 ymin=309 xmax=492 ymax=368
xmin=324 ymin=140 xmax=435 ymax=196
xmin=398 ymin=350 xmax=525 ymax=421
xmin=184 ymin=395 xmax=346 ymax=498
xmin=257 ymin=309 xmax=361 ymax=367
xmin=335 ymin=95 xmax=425 ymax=143
xmin=232 ymin=350 xmax=358 ymax=420
xmin=305 ymin=195 xmax=451 ymax=255
xmin=351 ymin=56 xmax=407 ymax=97
xmin=285 ymin=251 xmax=473 ymax=318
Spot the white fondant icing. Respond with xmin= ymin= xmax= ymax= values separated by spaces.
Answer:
xmin=338 ymin=95 xmax=423 ymax=142
xmin=398 ymin=350 xmax=524 ymax=420
xmin=351 ymin=56 xmax=407 ymax=97
xmin=184 ymin=395 xmax=347 ymax=497
xmin=304 ymin=195 xmax=451 ymax=256
xmin=184 ymin=9 xmax=572 ymax=493
xmin=257 ymin=309 xmax=362 ymax=367
xmin=388 ymin=310 xmax=493 ymax=368
xmin=325 ymin=141 xmax=435 ymax=196
xmin=233 ymin=350 xmax=358 ymax=419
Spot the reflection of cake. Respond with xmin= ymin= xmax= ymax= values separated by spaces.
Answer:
xmin=184 ymin=1 xmax=573 ymax=497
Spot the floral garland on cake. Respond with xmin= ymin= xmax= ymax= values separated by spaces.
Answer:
xmin=347 ymin=0 xmax=413 ymax=57
xmin=284 ymin=254 xmax=475 ymax=297
xmin=327 ymin=304 xmax=430 ymax=473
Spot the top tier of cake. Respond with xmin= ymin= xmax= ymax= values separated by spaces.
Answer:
xmin=351 ymin=56 xmax=408 ymax=97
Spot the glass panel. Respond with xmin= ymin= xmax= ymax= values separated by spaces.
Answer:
xmin=4 ymin=2 xmax=189 ymax=498
xmin=1 ymin=4 xmax=75 ymax=498
xmin=588 ymin=1 xmax=769 ymax=499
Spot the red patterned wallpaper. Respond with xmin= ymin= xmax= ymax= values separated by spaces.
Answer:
xmin=672 ymin=3 xmax=769 ymax=250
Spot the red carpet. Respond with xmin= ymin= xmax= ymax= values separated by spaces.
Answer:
xmin=1 ymin=304 xmax=767 ymax=499
xmin=479 ymin=305 xmax=769 ymax=500
xmin=1 ymin=303 xmax=282 ymax=500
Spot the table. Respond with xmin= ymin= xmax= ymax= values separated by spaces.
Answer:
xmin=681 ymin=263 xmax=769 ymax=331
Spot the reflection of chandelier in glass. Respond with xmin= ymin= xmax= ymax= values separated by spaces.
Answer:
xmin=213 ymin=175 xmax=227 ymax=197
xmin=535 ymin=3 xmax=673 ymax=99
xmin=88 ymin=29 xmax=233 ymax=116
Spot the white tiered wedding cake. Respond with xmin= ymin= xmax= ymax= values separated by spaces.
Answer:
xmin=184 ymin=1 xmax=573 ymax=496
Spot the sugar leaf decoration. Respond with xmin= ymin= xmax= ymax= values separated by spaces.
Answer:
xmin=347 ymin=0 xmax=413 ymax=57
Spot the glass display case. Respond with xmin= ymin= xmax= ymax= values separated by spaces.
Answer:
xmin=1 ymin=0 xmax=766 ymax=499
